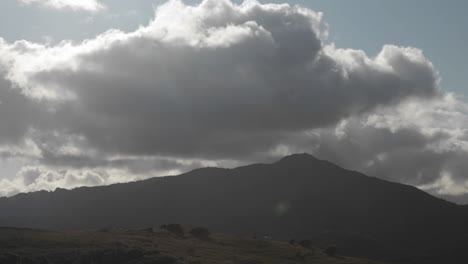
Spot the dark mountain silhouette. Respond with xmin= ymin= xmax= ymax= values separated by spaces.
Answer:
xmin=1 ymin=154 xmax=467 ymax=263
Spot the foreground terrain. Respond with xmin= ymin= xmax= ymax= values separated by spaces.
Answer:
xmin=0 ymin=227 xmax=386 ymax=264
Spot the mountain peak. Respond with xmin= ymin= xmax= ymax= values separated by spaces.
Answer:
xmin=276 ymin=153 xmax=319 ymax=164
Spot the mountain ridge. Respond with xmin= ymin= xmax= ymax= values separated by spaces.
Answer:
xmin=0 ymin=154 xmax=467 ymax=263
xmin=0 ymin=153 xmax=455 ymax=207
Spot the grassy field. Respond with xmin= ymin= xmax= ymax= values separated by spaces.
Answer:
xmin=0 ymin=227 xmax=389 ymax=264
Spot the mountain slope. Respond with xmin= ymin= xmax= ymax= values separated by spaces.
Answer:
xmin=0 ymin=227 xmax=388 ymax=264
xmin=1 ymin=154 xmax=467 ymax=263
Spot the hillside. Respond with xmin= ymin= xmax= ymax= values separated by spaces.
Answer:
xmin=1 ymin=154 xmax=468 ymax=263
xmin=0 ymin=227 xmax=388 ymax=264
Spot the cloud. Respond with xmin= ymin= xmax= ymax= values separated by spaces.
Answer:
xmin=6 ymin=166 xmax=122 ymax=196
xmin=1 ymin=0 xmax=439 ymax=159
xmin=271 ymin=94 xmax=468 ymax=200
xmin=14 ymin=166 xmax=106 ymax=194
xmin=0 ymin=179 xmax=20 ymax=197
xmin=0 ymin=156 xmax=219 ymax=197
xmin=19 ymin=0 xmax=105 ymax=12
xmin=1 ymin=0 xmax=467 ymax=202
xmin=0 ymin=76 xmax=51 ymax=147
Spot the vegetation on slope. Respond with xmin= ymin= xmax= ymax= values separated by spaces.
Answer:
xmin=0 ymin=226 xmax=387 ymax=264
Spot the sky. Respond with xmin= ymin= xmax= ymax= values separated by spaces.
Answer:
xmin=0 ymin=0 xmax=468 ymax=203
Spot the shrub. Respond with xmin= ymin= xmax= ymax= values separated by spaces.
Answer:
xmin=189 ymin=227 xmax=210 ymax=240
xmin=161 ymin=224 xmax=184 ymax=236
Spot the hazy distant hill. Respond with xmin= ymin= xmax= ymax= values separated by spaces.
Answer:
xmin=1 ymin=154 xmax=467 ymax=263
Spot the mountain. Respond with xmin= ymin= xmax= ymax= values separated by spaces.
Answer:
xmin=1 ymin=154 xmax=467 ymax=263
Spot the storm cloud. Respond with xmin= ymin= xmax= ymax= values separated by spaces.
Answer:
xmin=0 ymin=0 xmax=467 ymax=202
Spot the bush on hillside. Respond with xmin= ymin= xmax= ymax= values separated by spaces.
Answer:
xmin=161 ymin=224 xmax=184 ymax=236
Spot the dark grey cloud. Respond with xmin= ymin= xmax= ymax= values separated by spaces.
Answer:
xmin=0 ymin=77 xmax=38 ymax=144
